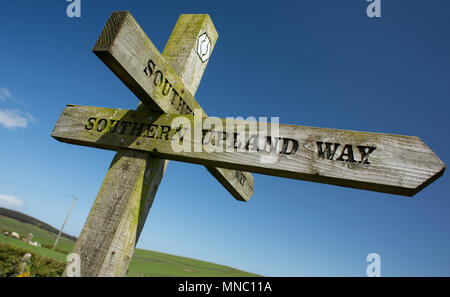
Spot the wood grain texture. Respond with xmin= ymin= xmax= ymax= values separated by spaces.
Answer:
xmin=52 ymin=105 xmax=445 ymax=197
xmin=64 ymin=150 xmax=165 ymax=277
xmin=93 ymin=11 xmax=254 ymax=202
xmin=162 ymin=14 xmax=218 ymax=95
xmin=63 ymin=13 xmax=218 ymax=277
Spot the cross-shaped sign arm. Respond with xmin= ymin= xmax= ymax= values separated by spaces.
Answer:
xmin=93 ymin=11 xmax=254 ymax=201
xmin=60 ymin=13 xmax=236 ymax=277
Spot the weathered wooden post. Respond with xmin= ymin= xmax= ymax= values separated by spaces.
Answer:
xmin=92 ymin=12 xmax=254 ymax=202
xmin=62 ymin=12 xmax=249 ymax=277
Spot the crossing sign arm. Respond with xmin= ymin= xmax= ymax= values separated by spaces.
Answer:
xmin=52 ymin=105 xmax=445 ymax=197
xmin=93 ymin=11 xmax=253 ymax=202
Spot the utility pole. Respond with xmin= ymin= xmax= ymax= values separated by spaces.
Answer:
xmin=53 ymin=195 xmax=78 ymax=251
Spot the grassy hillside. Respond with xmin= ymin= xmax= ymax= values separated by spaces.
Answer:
xmin=129 ymin=249 xmax=259 ymax=277
xmin=0 ymin=215 xmax=74 ymax=253
xmin=0 ymin=213 xmax=259 ymax=276
xmin=0 ymin=207 xmax=75 ymax=241
xmin=0 ymin=233 xmax=68 ymax=263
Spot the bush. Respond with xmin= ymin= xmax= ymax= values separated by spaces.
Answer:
xmin=0 ymin=243 xmax=65 ymax=277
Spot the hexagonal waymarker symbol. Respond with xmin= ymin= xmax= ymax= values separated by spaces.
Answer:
xmin=197 ymin=33 xmax=211 ymax=62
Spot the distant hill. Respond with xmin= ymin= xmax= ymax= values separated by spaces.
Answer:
xmin=0 ymin=207 xmax=76 ymax=241
xmin=0 ymin=208 xmax=260 ymax=276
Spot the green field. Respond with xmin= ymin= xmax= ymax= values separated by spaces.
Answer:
xmin=0 ymin=215 xmax=259 ymax=276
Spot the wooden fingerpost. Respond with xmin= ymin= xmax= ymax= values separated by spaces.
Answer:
xmin=64 ymin=13 xmax=218 ymax=277
xmin=92 ymin=11 xmax=254 ymax=201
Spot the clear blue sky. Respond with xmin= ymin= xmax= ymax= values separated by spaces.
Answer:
xmin=0 ymin=0 xmax=449 ymax=276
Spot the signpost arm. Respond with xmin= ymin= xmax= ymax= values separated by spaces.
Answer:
xmin=63 ymin=14 xmax=217 ymax=277
xmin=53 ymin=106 xmax=446 ymax=197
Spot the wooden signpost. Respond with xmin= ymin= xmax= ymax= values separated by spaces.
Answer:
xmin=61 ymin=12 xmax=253 ymax=277
xmin=93 ymin=11 xmax=254 ymax=202
xmin=54 ymin=11 xmax=445 ymax=277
